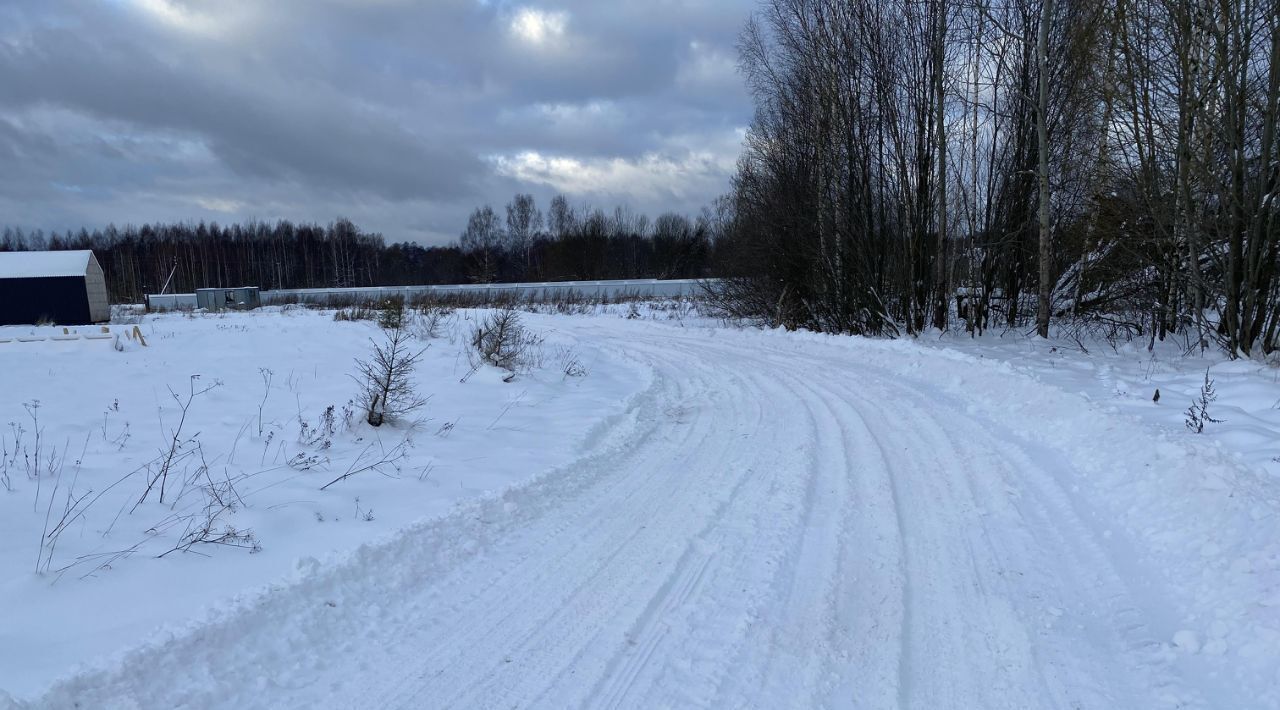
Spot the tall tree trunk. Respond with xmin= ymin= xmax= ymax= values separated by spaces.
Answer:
xmin=1035 ymin=0 xmax=1054 ymax=338
xmin=931 ymin=0 xmax=950 ymax=330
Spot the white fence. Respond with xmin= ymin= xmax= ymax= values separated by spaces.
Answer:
xmin=144 ymin=293 xmax=198 ymax=310
xmin=146 ymin=278 xmax=711 ymax=312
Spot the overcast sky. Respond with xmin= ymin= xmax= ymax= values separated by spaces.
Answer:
xmin=0 ymin=0 xmax=754 ymax=244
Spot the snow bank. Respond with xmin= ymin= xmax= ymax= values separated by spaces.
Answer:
xmin=0 ymin=307 xmax=648 ymax=700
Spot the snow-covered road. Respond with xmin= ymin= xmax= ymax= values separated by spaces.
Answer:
xmin=25 ymin=320 xmax=1275 ymax=709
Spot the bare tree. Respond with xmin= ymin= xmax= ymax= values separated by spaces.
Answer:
xmin=459 ymin=205 xmax=504 ymax=284
xmin=504 ymin=193 xmax=543 ymax=278
xmin=547 ymin=194 xmax=576 ymax=238
xmin=1035 ymin=0 xmax=1055 ymax=338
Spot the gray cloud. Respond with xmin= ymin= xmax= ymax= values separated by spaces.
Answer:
xmin=0 ymin=0 xmax=754 ymax=244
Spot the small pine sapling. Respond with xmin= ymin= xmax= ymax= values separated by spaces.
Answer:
xmin=378 ymin=297 xmax=406 ymax=330
xmin=469 ymin=308 xmax=543 ymax=374
xmin=354 ymin=325 xmax=427 ymax=427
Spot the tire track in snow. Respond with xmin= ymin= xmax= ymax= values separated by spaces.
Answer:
xmin=379 ymin=355 xmax=742 ymax=706
xmin=22 ymin=322 xmax=1242 ymax=710
xmin=569 ymin=339 xmax=821 ymax=709
xmin=595 ymin=350 xmax=858 ymax=709
xmin=366 ymin=336 xmax=797 ymax=709
xmin=824 ymin=359 xmax=1211 ymax=709
xmin=708 ymin=357 xmax=905 ymax=709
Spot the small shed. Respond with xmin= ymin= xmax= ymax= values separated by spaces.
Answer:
xmin=196 ymin=287 xmax=261 ymax=311
xmin=0 ymin=250 xmax=110 ymax=325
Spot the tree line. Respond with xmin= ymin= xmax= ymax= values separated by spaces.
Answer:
xmin=714 ymin=0 xmax=1279 ymax=357
xmin=6 ymin=0 xmax=1276 ymax=358
xmin=0 ymin=194 xmax=721 ymax=304
xmin=454 ymin=194 xmax=722 ymax=284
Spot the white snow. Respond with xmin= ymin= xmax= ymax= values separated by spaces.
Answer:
xmin=0 ymin=250 xmax=93 ymax=278
xmin=1 ymin=306 xmax=1278 ymax=709
xmin=1173 ymin=630 xmax=1201 ymax=654
xmin=0 ymin=307 xmax=647 ymax=701
xmin=912 ymin=329 xmax=1280 ymax=480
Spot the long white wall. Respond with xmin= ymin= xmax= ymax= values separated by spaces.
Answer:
xmin=146 ymin=278 xmax=711 ymax=311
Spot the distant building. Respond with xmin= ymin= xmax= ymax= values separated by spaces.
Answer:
xmin=195 ymin=286 xmax=261 ymax=311
xmin=0 ymin=250 xmax=111 ymax=325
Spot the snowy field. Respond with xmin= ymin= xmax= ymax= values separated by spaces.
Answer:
xmin=1 ymin=304 xmax=1278 ymax=709
xmin=0 ymin=305 xmax=649 ymax=702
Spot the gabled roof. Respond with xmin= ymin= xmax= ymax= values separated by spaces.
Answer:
xmin=0 ymin=250 xmax=94 ymax=278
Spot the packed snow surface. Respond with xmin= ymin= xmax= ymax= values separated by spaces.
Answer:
xmin=2 ymin=307 xmax=1278 ymax=709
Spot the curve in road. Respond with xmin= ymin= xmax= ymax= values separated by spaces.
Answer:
xmin=29 ymin=322 xmax=1247 ymax=710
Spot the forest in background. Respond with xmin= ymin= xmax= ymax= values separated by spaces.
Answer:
xmin=0 ymin=193 xmax=720 ymax=305
xmin=713 ymin=0 xmax=1279 ymax=358
xmin=3 ymin=0 xmax=1277 ymax=359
